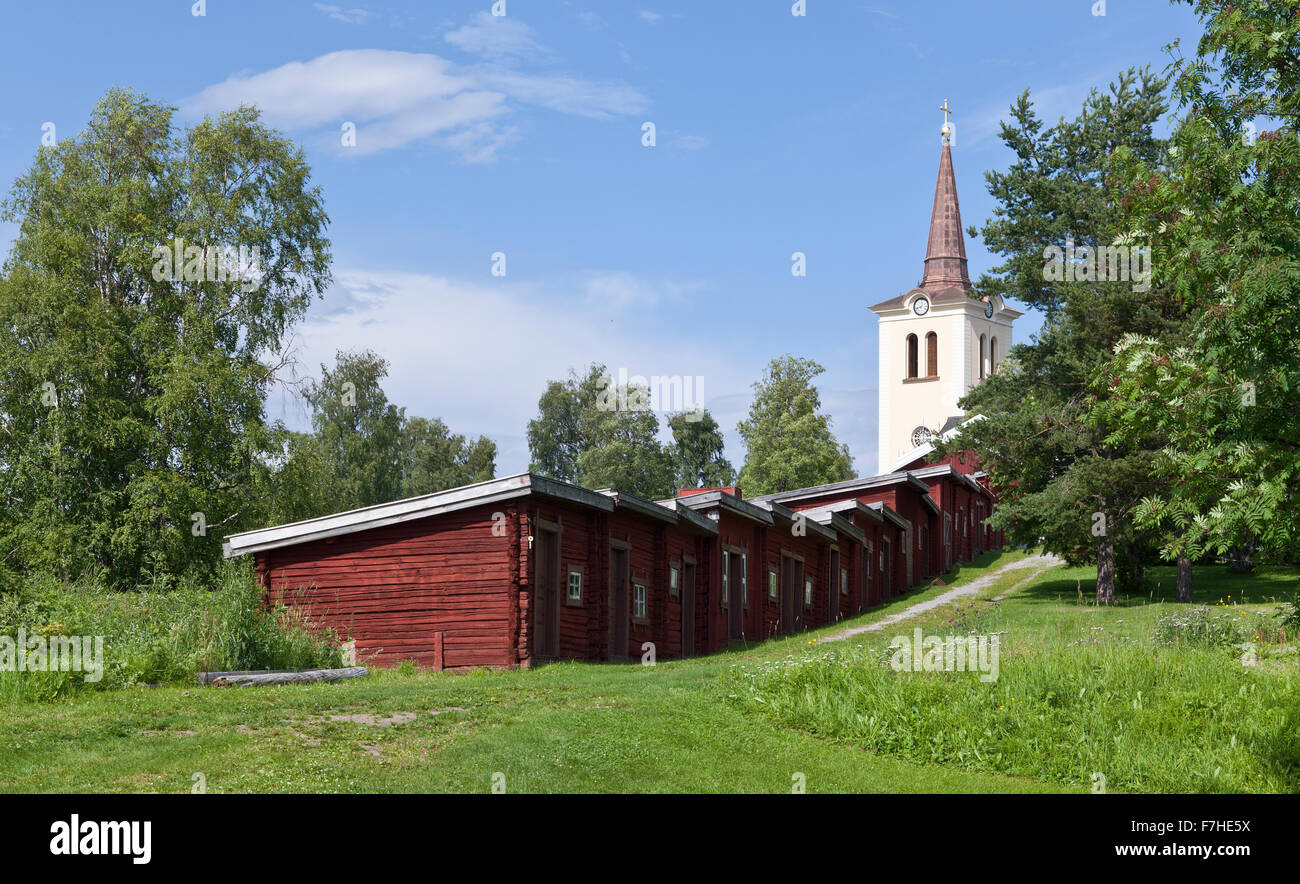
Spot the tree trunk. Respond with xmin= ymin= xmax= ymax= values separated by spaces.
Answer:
xmin=1096 ymin=537 xmax=1116 ymax=604
xmin=1227 ymin=540 xmax=1256 ymax=574
xmin=1176 ymin=555 xmax=1193 ymax=603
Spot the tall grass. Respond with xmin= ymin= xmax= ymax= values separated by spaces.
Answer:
xmin=0 ymin=562 xmax=345 ymax=703
xmin=728 ymin=640 xmax=1300 ymax=793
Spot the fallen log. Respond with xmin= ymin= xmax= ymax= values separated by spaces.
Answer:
xmin=199 ymin=667 xmax=369 ymax=687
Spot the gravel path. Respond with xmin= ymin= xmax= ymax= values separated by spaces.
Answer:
xmin=820 ymin=553 xmax=1064 ymax=643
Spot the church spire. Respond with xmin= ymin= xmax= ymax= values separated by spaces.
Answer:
xmin=921 ymin=99 xmax=972 ymax=291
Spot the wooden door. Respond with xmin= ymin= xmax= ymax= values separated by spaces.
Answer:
xmin=882 ymin=537 xmax=892 ymax=599
xmin=793 ymin=559 xmax=806 ymax=632
xmin=609 ymin=545 xmax=629 ymax=661
xmin=828 ymin=548 xmax=840 ymax=625
xmin=726 ymin=552 xmax=744 ymax=644
xmin=681 ymin=561 xmax=696 ymax=658
xmin=780 ymin=556 xmax=795 ymax=635
xmin=534 ymin=528 xmax=560 ymax=659
xmin=861 ymin=548 xmax=871 ymax=612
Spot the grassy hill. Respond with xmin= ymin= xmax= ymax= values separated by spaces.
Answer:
xmin=2 ymin=550 xmax=1296 ymax=794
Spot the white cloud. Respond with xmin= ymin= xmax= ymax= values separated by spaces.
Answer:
xmin=637 ymin=10 xmax=663 ymax=24
xmin=280 ymin=269 xmax=753 ymax=473
xmin=271 ymin=270 xmax=881 ymax=476
xmin=471 ymin=67 xmax=650 ymax=120
xmin=960 ymin=73 xmax=1111 ymax=148
xmin=445 ymin=11 xmax=545 ymax=59
xmin=674 ymin=134 xmax=709 ymax=151
xmin=183 ymin=47 xmax=649 ymax=159
xmin=313 ymin=3 xmax=370 ymax=25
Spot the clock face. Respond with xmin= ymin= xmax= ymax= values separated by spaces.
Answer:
xmin=911 ymin=426 xmax=933 ymax=448
xmin=913 ymin=297 xmax=930 ymax=316
xmin=984 ymin=301 xmax=995 ymax=318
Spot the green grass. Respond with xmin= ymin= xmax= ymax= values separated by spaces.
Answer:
xmin=1 ymin=549 xmax=1296 ymax=793
xmin=733 ymin=560 xmax=1300 ymax=793
xmin=0 ymin=564 xmax=345 ymax=702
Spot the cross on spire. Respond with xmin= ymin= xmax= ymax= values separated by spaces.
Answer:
xmin=939 ymin=98 xmax=954 ymax=144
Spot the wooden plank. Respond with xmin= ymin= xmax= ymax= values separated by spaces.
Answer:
xmin=201 ymin=667 xmax=369 ymax=687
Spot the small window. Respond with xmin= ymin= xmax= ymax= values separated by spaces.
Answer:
xmin=840 ymin=568 xmax=848 ymax=595
xmin=721 ymin=553 xmax=730 ymax=605
xmin=566 ymin=568 xmax=583 ymax=605
xmin=906 ymin=334 xmax=919 ymax=379
xmin=865 ymin=543 xmax=873 ymax=578
xmin=804 ymin=579 xmax=813 ymax=607
xmin=741 ymin=553 xmax=748 ymax=608
xmin=925 ymin=332 xmax=938 ymax=377
xmin=768 ymin=569 xmax=778 ymax=600
xmin=633 ymin=583 xmax=647 ymax=620
xmin=669 ymin=565 xmax=680 ymax=599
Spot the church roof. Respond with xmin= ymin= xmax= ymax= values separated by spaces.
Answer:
xmin=921 ymin=141 xmax=971 ymax=290
xmin=870 ymin=137 xmax=981 ymax=313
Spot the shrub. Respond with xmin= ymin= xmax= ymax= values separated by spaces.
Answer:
xmin=1277 ymin=595 xmax=1300 ymax=635
xmin=0 ymin=562 xmax=345 ymax=703
xmin=1153 ymin=604 xmax=1247 ymax=649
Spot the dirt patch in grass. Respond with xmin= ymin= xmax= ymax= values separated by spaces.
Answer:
xmin=308 ymin=711 xmax=418 ymax=727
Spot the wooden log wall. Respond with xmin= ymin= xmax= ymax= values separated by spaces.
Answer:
xmin=255 ymin=481 xmax=1001 ymax=673
xmin=260 ymin=502 xmax=516 ymax=671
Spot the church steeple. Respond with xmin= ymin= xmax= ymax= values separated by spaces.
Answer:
xmin=920 ymin=100 xmax=971 ymax=291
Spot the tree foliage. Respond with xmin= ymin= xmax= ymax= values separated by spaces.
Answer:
xmin=527 ymin=364 xmax=739 ymax=500
xmin=302 ymin=349 xmax=496 ymax=513
xmin=526 ymin=365 xmax=608 ymax=484
xmin=938 ymin=70 xmax=1181 ymax=600
xmin=305 ymin=349 xmax=404 ymax=510
xmin=0 ymin=88 xmax=332 ymax=586
xmin=737 ymin=356 xmax=853 ymax=496
xmin=667 ymin=411 xmax=736 ymax=491
xmin=1094 ymin=0 xmax=1300 ymax=567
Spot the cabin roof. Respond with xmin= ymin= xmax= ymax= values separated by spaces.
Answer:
xmin=227 ymin=473 xmax=607 ymax=558
xmin=674 ymin=489 xmax=776 ymax=527
xmin=748 ymin=470 xmax=931 ymax=506
xmin=749 ymin=499 xmax=836 ymax=542
xmin=866 ymin=502 xmax=911 ymax=531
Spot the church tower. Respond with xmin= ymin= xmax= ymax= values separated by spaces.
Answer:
xmin=870 ymin=100 xmax=1020 ymax=475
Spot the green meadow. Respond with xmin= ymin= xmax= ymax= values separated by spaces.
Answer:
xmin=2 ymin=549 xmax=1297 ymax=794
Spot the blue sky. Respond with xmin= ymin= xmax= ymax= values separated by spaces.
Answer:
xmin=0 ymin=0 xmax=1202 ymax=477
